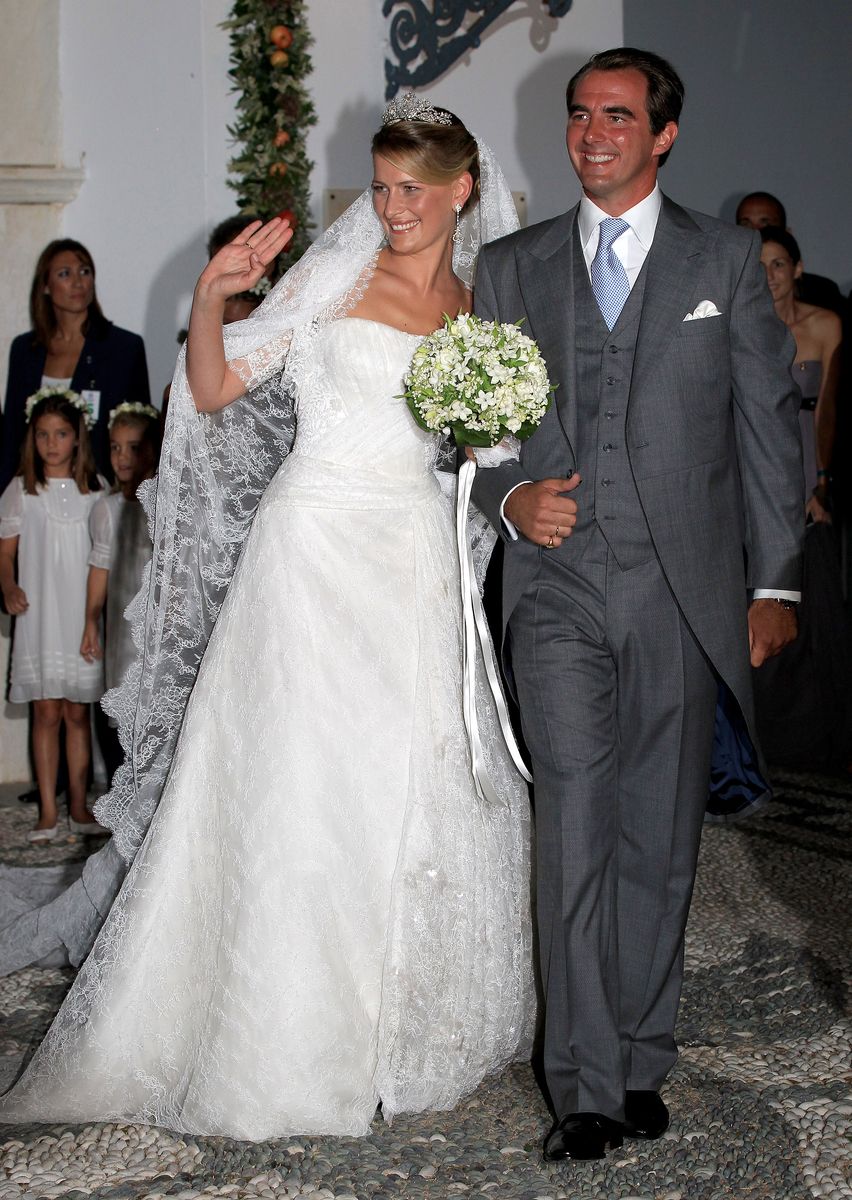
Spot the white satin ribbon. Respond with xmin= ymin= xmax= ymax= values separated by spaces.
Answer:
xmin=456 ymin=457 xmax=533 ymax=804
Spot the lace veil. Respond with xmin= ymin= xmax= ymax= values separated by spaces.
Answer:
xmin=95 ymin=136 xmax=519 ymax=866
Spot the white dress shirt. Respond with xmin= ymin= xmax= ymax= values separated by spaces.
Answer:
xmin=498 ymin=185 xmax=799 ymax=603
xmin=578 ymin=185 xmax=662 ymax=287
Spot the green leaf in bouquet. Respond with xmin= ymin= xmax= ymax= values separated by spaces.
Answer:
xmin=450 ymin=424 xmax=499 ymax=448
xmin=515 ymin=386 xmax=557 ymax=440
xmin=405 ymin=396 xmax=435 ymax=433
xmin=514 ymin=419 xmax=541 ymax=442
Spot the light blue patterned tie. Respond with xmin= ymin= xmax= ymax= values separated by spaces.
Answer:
xmin=590 ymin=217 xmax=630 ymax=330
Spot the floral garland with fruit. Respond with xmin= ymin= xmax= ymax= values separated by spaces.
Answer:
xmin=223 ymin=0 xmax=317 ymax=273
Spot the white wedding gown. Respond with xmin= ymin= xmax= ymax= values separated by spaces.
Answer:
xmin=1 ymin=318 xmax=534 ymax=1141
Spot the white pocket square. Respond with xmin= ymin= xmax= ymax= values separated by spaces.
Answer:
xmin=683 ymin=300 xmax=722 ymax=321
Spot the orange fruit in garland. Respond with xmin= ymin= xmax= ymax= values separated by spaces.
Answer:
xmin=269 ymin=49 xmax=289 ymax=67
xmin=274 ymin=130 xmax=291 ymax=148
xmin=269 ymin=25 xmax=293 ymax=49
xmin=277 ymin=208 xmax=297 ymax=229
xmin=269 ymin=162 xmax=288 ymax=177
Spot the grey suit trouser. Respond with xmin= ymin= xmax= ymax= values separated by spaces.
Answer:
xmin=508 ymin=527 xmax=717 ymax=1121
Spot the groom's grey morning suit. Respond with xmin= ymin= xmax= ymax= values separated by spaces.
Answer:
xmin=471 ymin=191 xmax=803 ymax=1121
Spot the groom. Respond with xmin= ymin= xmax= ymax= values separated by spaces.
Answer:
xmin=472 ymin=48 xmax=803 ymax=1161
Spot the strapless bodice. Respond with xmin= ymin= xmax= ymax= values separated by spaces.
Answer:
xmin=792 ymin=359 xmax=821 ymax=409
xmin=287 ymin=318 xmax=439 ymax=483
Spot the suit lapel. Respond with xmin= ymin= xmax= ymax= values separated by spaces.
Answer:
xmin=631 ymin=196 xmax=709 ymax=400
xmin=70 ymin=330 xmax=102 ymax=393
xmin=516 ymin=208 xmax=579 ymax=454
xmin=26 ymin=343 xmax=47 ymax=394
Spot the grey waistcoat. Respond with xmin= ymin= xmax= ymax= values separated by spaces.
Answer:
xmin=568 ymin=231 xmax=655 ymax=571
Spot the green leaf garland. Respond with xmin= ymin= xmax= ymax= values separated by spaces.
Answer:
xmin=223 ymin=0 xmax=317 ymax=271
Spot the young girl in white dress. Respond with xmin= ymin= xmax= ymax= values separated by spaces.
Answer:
xmin=80 ymin=403 xmax=161 ymax=783
xmin=81 ymin=406 xmax=160 ymax=693
xmin=0 ymin=391 xmax=105 ymax=841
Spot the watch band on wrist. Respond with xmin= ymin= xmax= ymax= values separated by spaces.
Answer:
xmin=771 ymin=598 xmax=798 ymax=610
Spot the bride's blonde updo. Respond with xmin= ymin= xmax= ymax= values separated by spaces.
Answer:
xmin=372 ymin=103 xmax=480 ymax=215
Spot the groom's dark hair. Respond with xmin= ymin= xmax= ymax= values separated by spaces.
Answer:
xmin=566 ymin=47 xmax=684 ymax=167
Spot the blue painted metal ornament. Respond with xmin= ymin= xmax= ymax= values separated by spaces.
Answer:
xmin=384 ymin=0 xmax=573 ymax=99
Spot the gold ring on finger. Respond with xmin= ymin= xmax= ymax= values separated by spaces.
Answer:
xmin=546 ymin=535 xmax=554 ymax=549
xmin=554 ymin=526 xmax=561 ymax=538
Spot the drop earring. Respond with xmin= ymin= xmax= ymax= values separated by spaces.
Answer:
xmin=452 ymin=202 xmax=462 ymax=245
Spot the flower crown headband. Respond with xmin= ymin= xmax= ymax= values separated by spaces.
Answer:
xmin=25 ymin=386 xmax=95 ymax=429
xmin=108 ymin=401 xmax=160 ymax=429
xmin=381 ymin=92 xmax=453 ymax=127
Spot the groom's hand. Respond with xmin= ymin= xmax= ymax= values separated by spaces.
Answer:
xmin=504 ymin=474 xmax=581 ymax=548
xmin=748 ymin=598 xmax=797 ymax=667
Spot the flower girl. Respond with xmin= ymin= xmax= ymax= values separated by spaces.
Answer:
xmin=0 ymin=390 xmax=106 ymax=840
xmin=80 ymin=403 xmax=160 ymax=781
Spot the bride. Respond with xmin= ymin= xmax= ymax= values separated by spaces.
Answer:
xmin=0 ymin=97 xmax=534 ymax=1140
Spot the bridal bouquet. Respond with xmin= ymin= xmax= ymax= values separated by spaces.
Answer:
xmin=405 ymin=313 xmax=548 ymax=804
xmin=403 ymin=312 xmax=554 ymax=448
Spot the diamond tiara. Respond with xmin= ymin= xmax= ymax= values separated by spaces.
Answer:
xmin=382 ymin=92 xmax=453 ymax=127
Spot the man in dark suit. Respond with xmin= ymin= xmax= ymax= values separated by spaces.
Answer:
xmin=472 ymin=48 xmax=803 ymax=1162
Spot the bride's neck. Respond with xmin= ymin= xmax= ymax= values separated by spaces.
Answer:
xmin=380 ymin=241 xmax=457 ymax=296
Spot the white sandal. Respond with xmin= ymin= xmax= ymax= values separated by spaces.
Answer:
xmin=68 ymin=816 xmax=109 ymax=836
xmin=27 ymin=825 xmax=59 ymax=843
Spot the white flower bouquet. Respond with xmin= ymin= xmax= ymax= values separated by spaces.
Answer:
xmin=404 ymin=313 xmax=547 ymax=802
xmin=403 ymin=312 xmax=554 ymax=448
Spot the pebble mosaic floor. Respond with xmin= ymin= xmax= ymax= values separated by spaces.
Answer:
xmin=0 ymin=769 xmax=849 ymax=1200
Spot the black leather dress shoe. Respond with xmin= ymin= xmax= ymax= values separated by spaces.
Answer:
xmin=623 ymin=1090 xmax=669 ymax=1139
xmin=543 ymin=1111 xmax=624 ymax=1161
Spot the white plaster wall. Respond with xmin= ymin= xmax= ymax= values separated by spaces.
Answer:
xmin=57 ymin=0 xmax=622 ymax=393
xmin=0 ymin=0 xmax=64 ymax=393
xmin=0 ymin=0 xmax=622 ymax=781
xmin=306 ymin=0 xmax=623 ymax=228
xmin=47 ymin=0 xmax=852 ymax=397
xmin=623 ymin=0 xmax=852 ymax=291
xmin=0 ymin=204 xmax=61 ymax=783
xmin=0 ymin=0 xmax=61 ymax=166
xmin=59 ymin=0 xmax=237 ymax=400
xmin=0 ymin=1 xmax=66 ymax=781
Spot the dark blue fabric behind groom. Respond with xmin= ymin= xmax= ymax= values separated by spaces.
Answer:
xmin=471 ymin=48 xmax=804 ymax=1162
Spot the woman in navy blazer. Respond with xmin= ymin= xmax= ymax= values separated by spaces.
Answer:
xmin=1 ymin=240 xmax=150 ymax=491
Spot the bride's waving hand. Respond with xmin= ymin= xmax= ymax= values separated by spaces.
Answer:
xmin=187 ymin=216 xmax=292 ymax=412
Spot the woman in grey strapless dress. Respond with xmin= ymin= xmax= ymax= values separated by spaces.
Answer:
xmin=759 ymin=227 xmax=841 ymax=517
xmin=711 ymin=229 xmax=847 ymax=802
xmin=793 ymin=358 xmax=822 ymax=494
xmin=751 ymin=229 xmax=850 ymax=768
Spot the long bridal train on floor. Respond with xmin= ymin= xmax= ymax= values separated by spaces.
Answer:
xmin=0 ymin=318 xmax=535 ymax=1140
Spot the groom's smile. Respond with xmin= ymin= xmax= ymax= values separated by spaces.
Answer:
xmin=566 ymin=67 xmax=677 ymax=214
